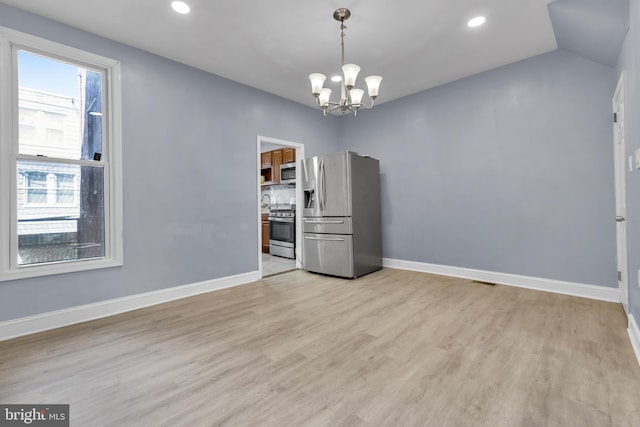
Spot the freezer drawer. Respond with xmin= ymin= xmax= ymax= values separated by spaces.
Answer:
xmin=303 ymin=233 xmax=354 ymax=278
xmin=302 ymin=217 xmax=352 ymax=234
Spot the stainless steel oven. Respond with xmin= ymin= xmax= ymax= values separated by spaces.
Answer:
xmin=280 ymin=162 xmax=296 ymax=184
xmin=269 ymin=207 xmax=295 ymax=259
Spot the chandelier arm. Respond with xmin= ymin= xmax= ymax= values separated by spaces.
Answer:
xmin=361 ymin=99 xmax=376 ymax=109
xmin=314 ymin=96 xmax=342 ymax=109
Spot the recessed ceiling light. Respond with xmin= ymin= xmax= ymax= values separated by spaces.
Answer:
xmin=331 ymin=75 xmax=342 ymax=82
xmin=467 ymin=16 xmax=486 ymax=28
xmin=171 ymin=1 xmax=191 ymax=15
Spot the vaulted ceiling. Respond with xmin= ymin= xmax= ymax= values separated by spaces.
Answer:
xmin=548 ymin=0 xmax=628 ymax=68
xmin=0 ymin=0 xmax=629 ymax=109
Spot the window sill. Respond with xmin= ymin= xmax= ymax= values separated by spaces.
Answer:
xmin=0 ymin=257 xmax=123 ymax=282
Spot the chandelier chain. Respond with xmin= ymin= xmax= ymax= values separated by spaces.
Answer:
xmin=340 ymin=23 xmax=346 ymax=68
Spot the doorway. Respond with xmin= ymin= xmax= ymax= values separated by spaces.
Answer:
xmin=613 ymin=73 xmax=629 ymax=314
xmin=257 ymin=136 xmax=304 ymax=278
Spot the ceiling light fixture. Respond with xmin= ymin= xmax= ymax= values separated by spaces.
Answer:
xmin=171 ymin=1 xmax=191 ymax=15
xmin=467 ymin=16 xmax=486 ymax=28
xmin=309 ymin=8 xmax=382 ymax=116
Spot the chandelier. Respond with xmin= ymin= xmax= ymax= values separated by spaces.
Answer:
xmin=309 ymin=8 xmax=382 ymax=116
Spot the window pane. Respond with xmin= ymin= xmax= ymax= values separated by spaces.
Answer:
xmin=17 ymin=50 xmax=104 ymax=161
xmin=17 ymin=160 xmax=105 ymax=266
xmin=26 ymin=172 xmax=47 ymax=204
xmin=56 ymin=174 xmax=76 ymax=204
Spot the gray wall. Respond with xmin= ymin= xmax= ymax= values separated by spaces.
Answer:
xmin=617 ymin=0 xmax=640 ymax=321
xmin=0 ymin=1 xmax=626 ymax=324
xmin=0 ymin=3 xmax=341 ymax=322
xmin=339 ymin=49 xmax=618 ymax=287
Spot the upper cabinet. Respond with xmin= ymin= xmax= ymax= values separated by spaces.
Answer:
xmin=260 ymin=147 xmax=296 ymax=186
xmin=261 ymin=151 xmax=272 ymax=168
xmin=272 ymin=149 xmax=282 ymax=183
xmin=282 ymin=147 xmax=295 ymax=164
xmin=260 ymin=155 xmax=272 ymax=183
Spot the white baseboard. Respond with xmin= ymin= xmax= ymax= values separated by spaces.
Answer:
xmin=629 ymin=315 xmax=640 ymax=368
xmin=383 ymin=258 xmax=620 ymax=302
xmin=0 ymin=270 xmax=260 ymax=342
xmin=0 ymin=260 xmax=623 ymax=343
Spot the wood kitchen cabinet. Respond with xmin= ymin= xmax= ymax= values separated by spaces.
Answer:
xmin=261 ymin=151 xmax=272 ymax=168
xmin=261 ymin=213 xmax=270 ymax=253
xmin=260 ymin=147 xmax=295 ymax=186
xmin=272 ymin=149 xmax=283 ymax=183
xmin=260 ymin=151 xmax=273 ymax=184
xmin=282 ymin=147 xmax=295 ymax=164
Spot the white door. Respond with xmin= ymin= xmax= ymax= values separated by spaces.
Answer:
xmin=613 ymin=73 xmax=629 ymax=314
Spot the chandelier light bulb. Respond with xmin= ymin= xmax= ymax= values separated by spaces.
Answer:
xmin=350 ymin=89 xmax=364 ymax=107
xmin=365 ymin=75 xmax=383 ymax=98
xmin=342 ymin=64 xmax=361 ymax=89
xmin=309 ymin=73 xmax=327 ymax=96
xmin=318 ymin=88 xmax=332 ymax=107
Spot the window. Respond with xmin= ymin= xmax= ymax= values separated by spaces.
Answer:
xmin=20 ymin=167 xmax=78 ymax=206
xmin=0 ymin=27 xmax=122 ymax=280
xmin=55 ymin=174 xmax=76 ymax=204
xmin=25 ymin=172 xmax=47 ymax=204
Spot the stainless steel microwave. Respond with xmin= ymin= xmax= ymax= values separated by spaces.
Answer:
xmin=280 ymin=162 xmax=296 ymax=184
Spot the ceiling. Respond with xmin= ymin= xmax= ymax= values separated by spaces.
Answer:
xmin=0 ymin=0 xmax=603 ymax=110
xmin=548 ymin=0 xmax=629 ymax=68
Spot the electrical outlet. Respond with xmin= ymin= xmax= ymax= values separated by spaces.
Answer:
xmin=636 ymin=149 xmax=640 ymax=169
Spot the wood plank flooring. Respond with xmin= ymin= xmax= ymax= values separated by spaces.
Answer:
xmin=1 ymin=268 xmax=639 ymax=426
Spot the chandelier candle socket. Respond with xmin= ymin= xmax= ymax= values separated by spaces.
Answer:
xmin=309 ymin=8 xmax=383 ymax=116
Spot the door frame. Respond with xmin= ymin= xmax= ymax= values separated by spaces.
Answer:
xmin=613 ymin=72 xmax=629 ymax=314
xmin=256 ymin=135 xmax=305 ymax=278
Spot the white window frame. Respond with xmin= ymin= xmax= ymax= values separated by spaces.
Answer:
xmin=0 ymin=27 xmax=123 ymax=281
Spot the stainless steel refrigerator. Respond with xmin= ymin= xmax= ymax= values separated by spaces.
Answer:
xmin=301 ymin=151 xmax=382 ymax=278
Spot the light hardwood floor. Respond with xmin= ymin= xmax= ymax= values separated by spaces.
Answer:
xmin=1 ymin=268 xmax=639 ymax=426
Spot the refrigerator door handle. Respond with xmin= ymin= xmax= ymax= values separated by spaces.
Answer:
xmin=320 ymin=159 xmax=326 ymax=212
xmin=303 ymin=219 xmax=345 ymax=224
xmin=317 ymin=159 xmax=323 ymax=211
xmin=304 ymin=236 xmax=346 ymax=242
xmin=302 ymin=157 xmax=309 ymax=182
